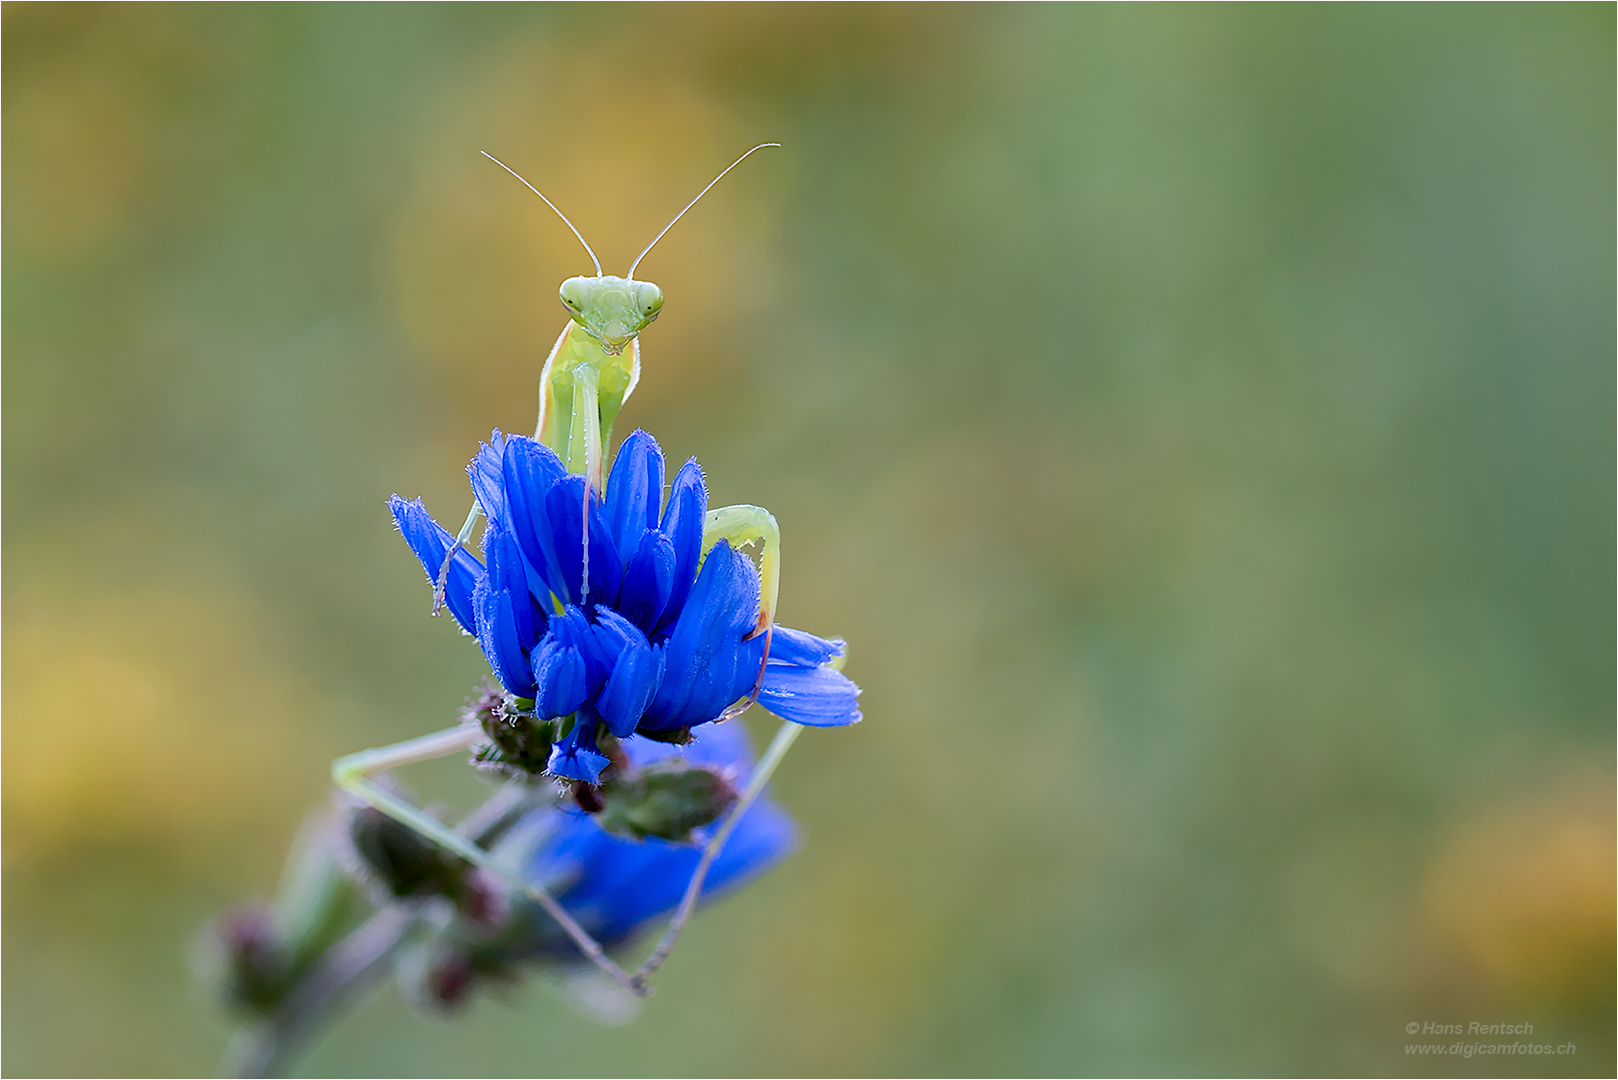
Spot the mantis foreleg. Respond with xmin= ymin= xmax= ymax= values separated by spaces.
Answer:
xmin=331 ymin=727 xmax=642 ymax=994
xmin=537 ymin=323 xmax=639 ymax=488
xmin=432 ymin=327 xmax=638 ymax=613
xmin=703 ymin=504 xmax=780 ymax=722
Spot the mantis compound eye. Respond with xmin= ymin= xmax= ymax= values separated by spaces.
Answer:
xmin=559 ymin=277 xmax=591 ymax=312
xmin=636 ymin=281 xmax=664 ymax=318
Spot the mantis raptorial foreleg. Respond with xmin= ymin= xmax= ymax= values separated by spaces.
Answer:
xmin=703 ymin=504 xmax=781 ymax=722
xmin=430 ymin=323 xmax=639 ymax=615
xmin=556 ymin=353 xmax=607 ymax=605
xmin=331 ymin=728 xmax=640 ymax=993
xmin=538 ymin=328 xmax=638 ymax=491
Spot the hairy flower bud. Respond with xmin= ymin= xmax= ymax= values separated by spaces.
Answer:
xmin=465 ymin=683 xmax=556 ymax=780
xmin=194 ymin=903 xmax=295 ymax=1017
xmin=393 ymin=926 xmax=525 ymax=1014
xmin=595 ymin=761 xmax=739 ymax=842
xmin=346 ymin=802 xmax=498 ymax=923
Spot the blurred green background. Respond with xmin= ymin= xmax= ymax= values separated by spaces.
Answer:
xmin=4 ymin=5 xmax=1613 ymax=1076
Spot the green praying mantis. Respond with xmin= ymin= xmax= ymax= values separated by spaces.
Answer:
xmin=332 ymin=144 xmax=800 ymax=997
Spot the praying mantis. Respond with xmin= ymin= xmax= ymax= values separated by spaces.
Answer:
xmin=333 ymin=144 xmax=803 ymax=997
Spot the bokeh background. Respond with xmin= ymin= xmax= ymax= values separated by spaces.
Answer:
xmin=4 ymin=5 xmax=1612 ymax=1077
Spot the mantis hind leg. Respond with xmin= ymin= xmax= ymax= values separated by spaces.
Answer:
xmin=628 ymin=716 xmax=801 ymax=990
xmin=330 ymin=728 xmax=643 ymax=994
xmin=702 ymin=504 xmax=780 ymax=721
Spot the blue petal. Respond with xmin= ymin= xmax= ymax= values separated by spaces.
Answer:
xmin=484 ymin=517 xmax=540 ymax=651
xmin=543 ymin=476 xmax=624 ymax=610
xmin=618 ymin=529 xmax=677 ymax=636
xmin=578 ymin=604 xmax=630 ymax=678
xmin=564 ymin=797 xmax=795 ymax=942
xmin=758 ymin=661 xmax=863 ymax=727
xmin=655 ymin=458 xmax=708 ymax=636
xmin=767 ymin=626 xmax=846 ymax=668
xmin=467 ymin=431 xmax=509 ymax=532
xmin=591 ymin=609 xmax=665 ymax=737
xmin=531 ymin=629 xmax=589 ymax=720
xmin=547 ymin=718 xmax=610 ymax=784
xmin=474 ymin=580 xmax=537 ymax=699
xmin=502 ymin=436 xmax=572 ymax=605
xmin=389 ymin=496 xmax=482 ymax=635
xmin=641 ymin=541 xmax=766 ymax=731
xmin=604 ymin=430 xmax=664 ymax=577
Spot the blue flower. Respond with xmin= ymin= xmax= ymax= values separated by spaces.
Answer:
xmin=524 ymin=720 xmax=797 ymax=954
xmin=390 ymin=430 xmax=861 ymax=783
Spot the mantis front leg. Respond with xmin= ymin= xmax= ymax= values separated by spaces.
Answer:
xmin=538 ymin=323 xmax=640 ymax=492
xmin=703 ymin=504 xmax=780 ymax=722
xmin=432 ymin=326 xmax=638 ymax=613
xmin=330 ymin=727 xmax=642 ymax=994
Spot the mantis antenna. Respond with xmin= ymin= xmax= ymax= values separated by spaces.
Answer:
xmin=626 ymin=142 xmax=780 ymax=280
xmin=480 ymin=149 xmax=604 ymax=276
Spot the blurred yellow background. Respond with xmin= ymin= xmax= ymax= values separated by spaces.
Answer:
xmin=4 ymin=5 xmax=1612 ymax=1076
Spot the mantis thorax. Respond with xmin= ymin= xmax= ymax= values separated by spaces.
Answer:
xmin=560 ymin=275 xmax=664 ymax=356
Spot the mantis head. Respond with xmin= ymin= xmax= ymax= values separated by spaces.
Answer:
xmin=559 ymin=275 xmax=663 ymax=356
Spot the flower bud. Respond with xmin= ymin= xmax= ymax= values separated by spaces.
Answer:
xmin=418 ymin=950 xmax=477 ymax=1011
xmin=595 ymin=761 xmax=739 ymax=842
xmin=194 ymin=903 xmax=294 ymax=1017
xmin=635 ymin=725 xmax=692 ymax=746
xmin=393 ymin=928 xmax=524 ymax=1013
xmin=346 ymin=802 xmax=499 ymax=923
xmin=466 ymin=684 xmax=555 ymax=780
